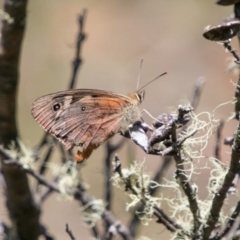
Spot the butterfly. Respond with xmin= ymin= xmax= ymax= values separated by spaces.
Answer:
xmin=31 ymin=89 xmax=145 ymax=162
xmin=31 ymin=73 xmax=166 ymax=162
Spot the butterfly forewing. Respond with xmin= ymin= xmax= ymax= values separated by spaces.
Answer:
xmin=31 ymin=89 xmax=135 ymax=150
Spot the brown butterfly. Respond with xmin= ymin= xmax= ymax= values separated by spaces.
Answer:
xmin=31 ymin=73 xmax=166 ymax=162
xmin=31 ymin=89 xmax=145 ymax=162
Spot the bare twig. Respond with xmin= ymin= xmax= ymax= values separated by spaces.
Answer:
xmin=214 ymin=120 xmax=224 ymax=161
xmin=69 ymin=9 xmax=87 ymax=89
xmin=39 ymin=224 xmax=55 ymax=240
xmin=103 ymin=139 xmax=125 ymax=236
xmin=104 ymin=139 xmax=125 ymax=210
xmin=66 ymin=224 xmax=76 ymax=240
xmin=223 ymin=41 xmax=240 ymax=63
xmin=39 ymin=176 xmax=60 ymax=203
xmin=190 ymin=78 xmax=205 ymax=110
xmin=38 ymin=140 xmax=55 ymax=174
xmin=235 ymin=69 xmax=240 ymax=119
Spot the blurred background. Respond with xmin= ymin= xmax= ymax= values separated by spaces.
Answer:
xmin=0 ymin=0 xmax=238 ymax=239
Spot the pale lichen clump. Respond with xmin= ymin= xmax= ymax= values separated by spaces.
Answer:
xmin=182 ymin=100 xmax=233 ymax=161
xmin=136 ymin=237 xmax=152 ymax=240
xmin=111 ymin=161 xmax=160 ymax=225
xmin=0 ymin=9 xmax=14 ymax=24
xmin=81 ymin=199 xmax=107 ymax=228
xmin=181 ymin=111 xmax=219 ymax=160
xmin=4 ymin=139 xmax=35 ymax=168
xmin=49 ymin=161 xmax=81 ymax=197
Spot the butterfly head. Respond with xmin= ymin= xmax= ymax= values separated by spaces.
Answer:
xmin=136 ymin=90 xmax=145 ymax=104
xmin=128 ymin=90 xmax=145 ymax=105
xmin=134 ymin=72 xmax=167 ymax=104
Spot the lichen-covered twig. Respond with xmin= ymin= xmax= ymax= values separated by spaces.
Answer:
xmin=212 ymin=200 xmax=240 ymax=240
xmin=113 ymin=155 xmax=188 ymax=236
xmin=203 ymin=122 xmax=240 ymax=239
xmin=1 ymin=148 xmax=134 ymax=240
xmin=0 ymin=147 xmax=59 ymax=193
xmin=173 ymin=152 xmax=201 ymax=234
xmin=128 ymin=156 xmax=173 ymax=236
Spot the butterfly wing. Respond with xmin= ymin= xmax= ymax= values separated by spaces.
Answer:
xmin=31 ymin=89 xmax=131 ymax=150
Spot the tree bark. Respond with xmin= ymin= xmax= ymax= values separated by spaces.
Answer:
xmin=0 ymin=0 xmax=40 ymax=239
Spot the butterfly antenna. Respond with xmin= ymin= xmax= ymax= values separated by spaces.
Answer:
xmin=136 ymin=58 xmax=144 ymax=90
xmin=142 ymin=109 xmax=160 ymax=122
xmin=138 ymin=72 xmax=167 ymax=92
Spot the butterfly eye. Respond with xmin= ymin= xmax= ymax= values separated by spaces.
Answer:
xmin=81 ymin=106 xmax=86 ymax=111
xmin=53 ymin=103 xmax=62 ymax=111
